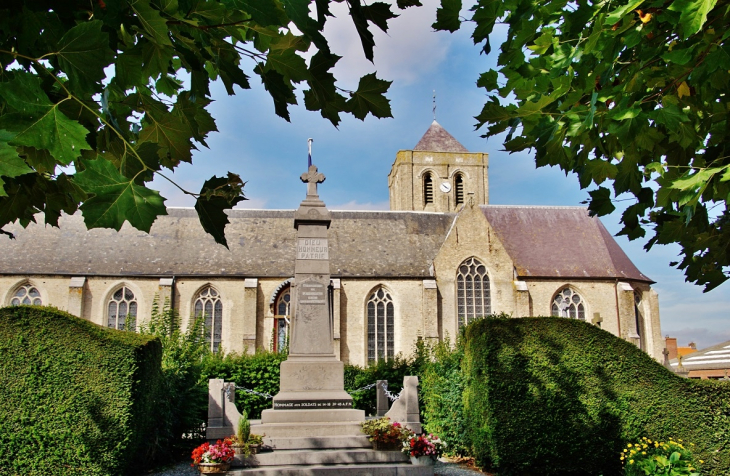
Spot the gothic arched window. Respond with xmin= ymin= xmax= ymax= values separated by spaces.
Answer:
xmin=455 ymin=173 xmax=464 ymax=205
xmin=456 ymin=257 xmax=491 ymax=327
xmin=11 ymin=283 xmax=42 ymax=306
xmin=423 ymin=173 xmax=433 ymax=205
xmin=108 ymin=285 xmax=137 ymax=331
xmin=551 ymin=287 xmax=585 ymax=320
xmin=274 ymin=286 xmax=291 ymax=353
xmin=367 ymin=288 xmax=394 ymax=362
xmin=194 ymin=286 xmax=223 ymax=353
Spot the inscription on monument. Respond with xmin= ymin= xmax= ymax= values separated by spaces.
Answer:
xmin=274 ymin=399 xmax=353 ymax=410
xmin=297 ymin=238 xmax=329 ymax=260
xmin=300 ymin=282 xmax=326 ymax=305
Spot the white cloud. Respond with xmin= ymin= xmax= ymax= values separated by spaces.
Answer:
xmin=235 ymin=197 xmax=269 ymax=209
xmin=323 ymin=0 xmax=455 ymax=85
xmin=329 ymin=200 xmax=390 ymax=211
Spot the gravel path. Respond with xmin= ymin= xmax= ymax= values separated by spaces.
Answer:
xmin=143 ymin=457 xmax=488 ymax=475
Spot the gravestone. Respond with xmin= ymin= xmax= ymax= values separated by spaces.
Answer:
xmin=258 ymin=165 xmax=365 ymax=443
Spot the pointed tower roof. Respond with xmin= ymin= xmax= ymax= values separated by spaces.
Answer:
xmin=413 ymin=120 xmax=469 ymax=153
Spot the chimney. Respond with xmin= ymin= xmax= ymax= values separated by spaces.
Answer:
xmin=665 ymin=336 xmax=678 ymax=360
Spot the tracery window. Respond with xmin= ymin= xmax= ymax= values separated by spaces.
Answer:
xmin=456 ymin=257 xmax=491 ymax=327
xmin=367 ymin=288 xmax=394 ymax=362
xmin=274 ymin=286 xmax=291 ymax=353
xmin=455 ymin=173 xmax=464 ymax=205
xmin=194 ymin=286 xmax=223 ymax=353
xmin=551 ymin=288 xmax=585 ymax=320
xmin=11 ymin=284 xmax=42 ymax=306
xmin=108 ymin=286 xmax=137 ymax=331
xmin=423 ymin=172 xmax=433 ymax=205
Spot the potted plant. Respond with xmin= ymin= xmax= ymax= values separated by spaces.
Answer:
xmin=360 ymin=417 xmax=409 ymax=451
xmin=402 ymin=432 xmax=446 ymax=466
xmin=230 ymin=411 xmax=251 ymax=456
xmin=191 ymin=438 xmax=235 ymax=473
xmin=247 ymin=433 xmax=264 ymax=454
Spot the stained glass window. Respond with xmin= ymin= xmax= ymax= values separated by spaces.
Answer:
xmin=551 ymin=288 xmax=585 ymax=320
xmin=108 ymin=286 xmax=137 ymax=331
xmin=10 ymin=284 xmax=42 ymax=306
xmin=367 ymin=288 xmax=394 ymax=362
xmin=457 ymin=258 xmax=490 ymax=327
xmin=195 ymin=286 xmax=223 ymax=353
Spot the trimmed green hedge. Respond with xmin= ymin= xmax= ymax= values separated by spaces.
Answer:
xmin=463 ymin=316 xmax=730 ymax=476
xmin=0 ymin=306 xmax=163 ymax=476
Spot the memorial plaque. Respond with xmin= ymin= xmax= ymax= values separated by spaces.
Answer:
xmin=274 ymin=399 xmax=353 ymax=410
xmin=297 ymin=238 xmax=329 ymax=260
xmin=300 ymin=281 xmax=326 ymax=305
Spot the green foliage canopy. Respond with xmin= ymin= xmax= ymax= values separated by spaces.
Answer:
xmin=0 ymin=0 xmax=414 ymax=247
xmin=435 ymin=0 xmax=730 ymax=290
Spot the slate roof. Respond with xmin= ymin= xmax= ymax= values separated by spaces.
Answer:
xmin=413 ymin=121 xmax=469 ymax=153
xmin=481 ymin=205 xmax=653 ymax=283
xmin=0 ymin=209 xmax=453 ymax=278
xmin=0 ymin=206 xmax=650 ymax=282
xmin=670 ymin=341 xmax=730 ymax=371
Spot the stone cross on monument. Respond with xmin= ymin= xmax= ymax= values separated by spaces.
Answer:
xmin=258 ymin=163 xmax=365 ymax=443
xmin=301 ymin=165 xmax=325 ymax=200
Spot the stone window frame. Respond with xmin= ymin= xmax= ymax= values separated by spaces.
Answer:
xmin=107 ymin=284 xmax=138 ymax=331
xmin=456 ymin=257 xmax=491 ymax=328
xmin=550 ymin=286 xmax=587 ymax=321
xmin=193 ymin=284 xmax=224 ymax=353
xmin=366 ymin=286 xmax=395 ymax=363
xmin=272 ymin=283 xmax=292 ymax=353
xmin=8 ymin=280 xmax=44 ymax=306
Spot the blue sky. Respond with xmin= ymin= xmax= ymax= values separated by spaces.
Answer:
xmin=150 ymin=0 xmax=729 ymax=350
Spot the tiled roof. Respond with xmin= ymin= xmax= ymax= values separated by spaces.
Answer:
xmin=671 ymin=341 xmax=730 ymax=371
xmin=482 ymin=205 xmax=653 ymax=282
xmin=413 ymin=121 xmax=469 ymax=153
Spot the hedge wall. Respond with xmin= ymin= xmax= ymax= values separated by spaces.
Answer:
xmin=463 ymin=316 xmax=730 ymax=476
xmin=0 ymin=306 xmax=163 ymax=476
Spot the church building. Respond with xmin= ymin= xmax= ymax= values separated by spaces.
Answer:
xmin=0 ymin=121 xmax=664 ymax=363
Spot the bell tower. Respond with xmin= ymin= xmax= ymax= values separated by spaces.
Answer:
xmin=388 ymin=121 xmax=489 ymax=212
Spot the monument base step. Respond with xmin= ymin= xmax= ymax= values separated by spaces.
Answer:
xmin=227 ymin=462 xmax=432 ymax=475
xmin=251 ymin=421 xmax=364 ymax=438
xmin=234 ymin=448 xmax=408 ymax=466
xmin=263 ymin=435 xmax=371 ymax=450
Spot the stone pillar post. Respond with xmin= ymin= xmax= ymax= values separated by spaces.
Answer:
xmin=67 ymin=277 xmax=86 ymax=317
xmin=376 ymin=380 xmax=389 ymax=417
xmin=158 ymin=278 xmax=174 ymax=306
xmin=422 ymin=279 xmax=438 ymax=342
xmin=617 ymin=282 xmax=638 ymax=344
xmin=243 ymin=278 xmax=258 ymax=353
xmin=513 ymin=280 xmax=530 ymax=317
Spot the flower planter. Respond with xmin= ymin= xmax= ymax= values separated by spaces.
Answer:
xmin=410 ymin=456 xmax=435 ymax=466
xmin=231 ymin=444 xmax=247 ymax=455
xmin=197 ymin=462 xmax=231 ymax=474
xmin=248 ymin=443 xmax=261 ymax=454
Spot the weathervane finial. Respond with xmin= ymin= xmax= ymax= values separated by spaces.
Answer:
xmin=432 ymin=90 xmax=436 ymax=121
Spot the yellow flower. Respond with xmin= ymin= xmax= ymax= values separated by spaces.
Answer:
xmin=642 ymin=452 xmax=646 ymax=455
xmin=629 ymin=459 xmax=634 ymax=464
xmin=628 ymin=443 xmax=632 ymax=447
xmin=700 ymin=460 xmax=705 ymax=464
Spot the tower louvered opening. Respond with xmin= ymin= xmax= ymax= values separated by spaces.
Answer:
xmin=424 ymin=173 xmax=433 ymax=205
